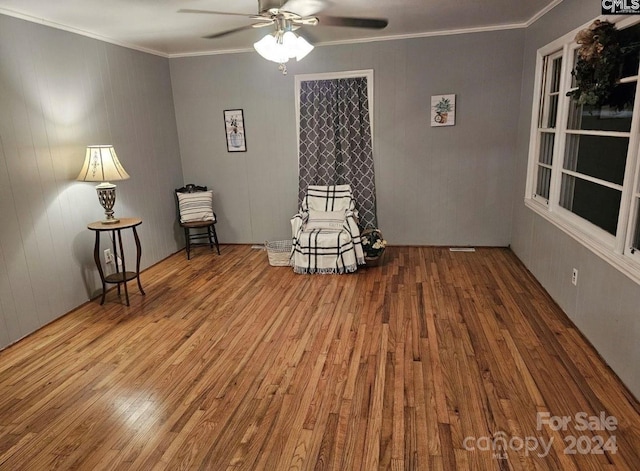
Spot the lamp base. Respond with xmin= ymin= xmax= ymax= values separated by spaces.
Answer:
xmin=96 ymin=183 xmax=119 ymax=225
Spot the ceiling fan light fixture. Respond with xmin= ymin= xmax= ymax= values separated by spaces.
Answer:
xmin=253 ymin=33 xmax=289 ymax=63
xmin=295 ymin=35 xmax=314 ymax=61
xmin=282 ymin=30 xmax=298 ymax=55
xmin=254 ymin=33 xmax=291 ymax=63
xmin=253 ymin=29 xmax=314 ymax=66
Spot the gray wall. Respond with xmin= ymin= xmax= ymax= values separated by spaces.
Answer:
xmin=511 ymin=0 xmax=640 ymax=398
xmin=170 ymin=29 xmax=525 ymax=246
xmin=0 ymin=14 xmax=184 ymax=349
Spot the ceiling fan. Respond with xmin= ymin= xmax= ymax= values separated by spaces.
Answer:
xmin=179 ymin=0 xmax=388 ymax=73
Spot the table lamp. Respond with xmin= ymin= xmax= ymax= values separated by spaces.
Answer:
xmin=77 ymin=145 xmax=130 ymax=224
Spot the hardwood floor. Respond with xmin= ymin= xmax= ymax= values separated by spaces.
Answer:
xmin=0 ymin=245 xmax=639 ymax=470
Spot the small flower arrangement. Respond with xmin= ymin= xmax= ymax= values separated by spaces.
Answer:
xmin=361 ymin=228 xmax=387 ymax=259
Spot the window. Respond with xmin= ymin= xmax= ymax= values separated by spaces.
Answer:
xmin=533 ymin=51 xmax=563 ymax=203
xmin=526 ymin=17 xmax=640 ymax=283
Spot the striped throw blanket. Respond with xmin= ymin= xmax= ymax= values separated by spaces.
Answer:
xmin=291 ymin=185 xmax=365 ymax=274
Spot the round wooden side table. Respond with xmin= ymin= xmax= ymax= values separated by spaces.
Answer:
xmin=88 ymin=217 xmax=145 ymax=306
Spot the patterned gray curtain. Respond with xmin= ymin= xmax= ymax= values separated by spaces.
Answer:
xmin=298 ymin=77 xmax=377 ymax=229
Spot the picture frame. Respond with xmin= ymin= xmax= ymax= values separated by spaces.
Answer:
xmin=223 ymin=109 xmax=247 ymax=152
xmin=431 ymin=94 xmax=456 ymax=127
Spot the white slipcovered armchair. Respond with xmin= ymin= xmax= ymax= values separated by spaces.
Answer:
xmin=291 ymin=185 xmax=365 ymax=274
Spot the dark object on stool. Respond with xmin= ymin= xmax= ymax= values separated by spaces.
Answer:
xmin=175 ymin=184 xmax=220 ymax=260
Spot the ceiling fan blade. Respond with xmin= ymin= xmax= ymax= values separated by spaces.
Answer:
xmin=280 ymin=0 xmax=329 ymax=17
xmin=293 ymin=16 xmax=319 ymax=26
xmin=252 ymin=21 xmax=275 ymax=29
xmin=203 ymin=24 xmax=256 ymax=39
xmin=249 ymin=15 xmax=276 ymax=22
xmin=316 ymin=15 xmax=388 ymax=29
xmin=179 ymin=8 xmax=252 ymax=17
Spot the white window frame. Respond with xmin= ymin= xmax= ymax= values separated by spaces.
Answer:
xmin=531 ymin=49 xmax=565 ymax=205
xmin=525 ymin=15 xmax=640 ymax=284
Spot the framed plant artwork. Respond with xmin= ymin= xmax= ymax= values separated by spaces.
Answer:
xmin=431 ymin=94 xmax=456 ymax=127
xmin=223 ymin=109 xmax=247 ymax=152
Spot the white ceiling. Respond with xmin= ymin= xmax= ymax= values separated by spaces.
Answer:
xmin=0 ymin=0 xmax=562 ymax=57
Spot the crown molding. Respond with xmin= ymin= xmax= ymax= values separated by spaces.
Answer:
xmin=0 ymin=7 xmax=168 ymax=57
xmin=525 ymin=0 xmax=564 ymax=27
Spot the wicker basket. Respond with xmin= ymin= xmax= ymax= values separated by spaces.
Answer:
xmin=265 ymin=240 xmax=292 ymax=267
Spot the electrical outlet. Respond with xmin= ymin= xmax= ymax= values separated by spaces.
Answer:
xmin=104 ymin=248 xmax=114 ymax=264
xmin=572 ymin=268 xmax=578 ymax=286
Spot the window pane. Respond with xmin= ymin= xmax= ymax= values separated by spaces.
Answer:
xmin=570 ymin=49 xmax=578 ymax=89
xmin=548 ymin=95 xmax=559 ymax=128
xmin=567 ymin=82 xmax=635 ymax=132
xmin=559 ymin=174 xmax=621 ymax=235
xmin=551 ymin=57 xmax=562 ymax=92
xmin=633 ymin=199 xmax=640 ymax=250
xmin=619 ymin=22 xmax=640 ymax=78
xmin=563 ymin=134 xmax=628 ymax=185
xmin=540 ymin=54 xmax=562 ymax=129
xmin=539 ymin=132 xmax=554 ymax=165
xmin=536 ymin=166 xmax=551 ymax=199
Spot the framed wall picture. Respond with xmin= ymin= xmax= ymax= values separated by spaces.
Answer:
xmin=223 ymin=109 xmax=247 ymax=152
xmin=431 ymin=94 xmax=456 ymax=127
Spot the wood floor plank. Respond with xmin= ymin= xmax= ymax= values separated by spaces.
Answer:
xmin=0 ymin=245 xmax=638 ymax=470
xmin=361 ymin=323 xmax=388 ymax=471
